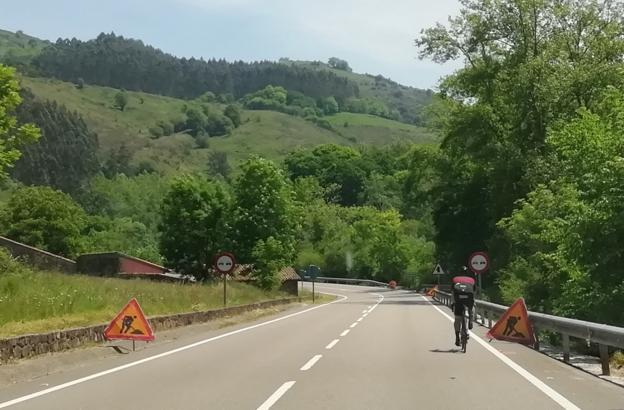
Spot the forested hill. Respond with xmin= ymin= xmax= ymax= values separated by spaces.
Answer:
xmin=0 ymin=30 xmax=433 ymax=125
xmin=18 ymin=32 xmax=356 ymax=101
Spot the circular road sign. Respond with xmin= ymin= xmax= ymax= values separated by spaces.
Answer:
xmin=469 ymin=252 xmax=489 ymax=274
xmin=214 ymin=252 xmax=236 ymax=275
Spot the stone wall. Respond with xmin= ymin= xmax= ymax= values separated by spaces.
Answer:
xmin=0 ymin=297 xmax=297 ymax=363
xmin=0 ymin=236 xmax=76 ymax=274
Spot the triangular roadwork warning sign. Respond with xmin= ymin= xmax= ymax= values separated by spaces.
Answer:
xmin=425 ymin=286 xmax=438 ymax=297
xmin=432 ymin=264 xmax=445 ymax=275
xmin=486 ymin=298 xmax=535 ymax=345
xmin=104 ymin=298 xmax=155 ymax=342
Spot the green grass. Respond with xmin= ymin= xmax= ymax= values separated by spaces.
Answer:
xmin=0 ymin=253 xmax=289 ymax=338
xmin=18 ymin=76 xmax=437 ymax=173
xmin=0 ymin=29 xmax=49 ymax=65
xmin=326 ymin=112 xmax=438 ymax=145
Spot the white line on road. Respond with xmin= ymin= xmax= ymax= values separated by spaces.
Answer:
xmin=368 ymin=306 xmax=372 ymax=309
xmin=326 ymin=339 xmax=340 ymax=349
xmin=363 ymin=313 xmax=368 ymax=317
xmin=300 ymin=355 xmax=322 ymax=371
xmin=340 ymin=329 xmax=350 ymax=337
xmin=0 ymin=293 xmax=348 ymax=409
xmin=357 ymin=317 xmax=363 ymax=322
xmin=362 ymin=310 xmax=367 ymax=313
xmin=423 ymin=296 xmax=581 ymax=410
xmin=257 ymin=381 xmax=296 ymax=410
xmin=350 ymin=322 xmax=359 ymax=328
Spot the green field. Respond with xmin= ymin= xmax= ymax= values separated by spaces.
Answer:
xmin=0 ymin=29 xmax=48 ymax=65
xmin=326 ymin=112 xmax=437 ymax=145
xmin=19 ymin=76 xmax=437 ymax=172
xmin=0 ymin=252 xmax=290 ymax=338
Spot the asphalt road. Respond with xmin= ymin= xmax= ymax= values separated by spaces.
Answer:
xmin=0 ymin=284 xmax=623 ymax=409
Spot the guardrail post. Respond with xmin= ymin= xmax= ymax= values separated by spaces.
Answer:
xmin=533 ymin=326 xmax=540 ymax=351
xmin=599 ymin=344 xmax=610 ymax=376
xmin=562 ymin=334 xmax=570 ymax=363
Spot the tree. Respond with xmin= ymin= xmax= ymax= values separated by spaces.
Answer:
xmin=113 ymin=91 xmax=128 ymax=111
xmin=416 ymin=0 xmax=624 ymax=271
xmin=232 ymin=156 xmax=297 ymax=263
xmin=223 ymin=104 xmax=241 ymax=128
xmin=328 ymin=57 xmax=352 ymax=72
xmin=207 ymin=151 xmax=231 ymax=178
xmin=0 ymin=186 xmax=87 ymax=257
xmin=284 ymin=145 xmax=370 ymax=206
xmin=159 ymin=175 xmax=231 ymax=278
xmin=0 ymin=65 xmax=40 ymax=178
xmin=82 ymin=216 xmax=161 ymax=263
xmin=318 ymin=97 xmax=339 ymax=115
xmin=13 ymin=90 xmax=99 ymax=195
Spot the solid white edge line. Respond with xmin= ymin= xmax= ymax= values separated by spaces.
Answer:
xmin=256 ymin=381 xmax=296 ymax=410
xmin=0 ymin=292 xmax=348 ymax=409
xmin=363 ymin=313 xmax=368 ymax=317
xmin=325 ymin=339 xmax=340 ymax=350
xmin=422 ymin=296 xmax=581 ymax=410
xmin=340 ymin=329 xmax=350 ymax=337
xmin=300 ymin=355 xmax=323 ymax=371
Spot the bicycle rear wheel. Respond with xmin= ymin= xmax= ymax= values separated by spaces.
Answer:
xmin=461 ymin=317 xmax=468 ymax=353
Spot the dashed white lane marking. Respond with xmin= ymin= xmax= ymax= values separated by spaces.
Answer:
xmin=326 ymin=339 xmax=340 ymax=350
xmin=0 ymin=293 xmax=348 ymax=409
xmin=340 ymin=329 xmax=350 ymax=337
xmin=257 ymin=381 xmax=296 ymax=410
xmin=362 ymin=310 xmax=368 ymax=313
xmin=350 ymin=322 xmax=359 ymax=328
xmin=357 ymin=317 xmax=364 ymax=322
xmin=300 ymin=355 xmax=323 ymax=371
xmin=363 ymin=313 xmax=368 ymax=317
xmin=424 ymin=296 xmax=580 ymax=410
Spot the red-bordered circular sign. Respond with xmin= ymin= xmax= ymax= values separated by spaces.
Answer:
xmin=468 ymin=251 xmax=489 ymax=274
xmin=214 ymin=252 xmax=236 ymax=275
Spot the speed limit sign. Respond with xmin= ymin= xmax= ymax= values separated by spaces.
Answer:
xmin=469 ymin=252 xmax=489 ymax=274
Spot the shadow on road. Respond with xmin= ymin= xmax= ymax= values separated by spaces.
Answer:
xmin=429 ymin=348 xmax=462 ymax=354
xmin=377 ymin=300 xmax=432 ymax=306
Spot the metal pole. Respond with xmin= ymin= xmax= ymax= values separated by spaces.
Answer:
xmin=223 ymin=273 xmax=227 ymax=307
xmin=478 ymin=274 xmax=482 ymax=298
xmin=132 ymin=340 xmax=135 ymax=352
xmin=313 ymin=279 xmax=315 ymax=303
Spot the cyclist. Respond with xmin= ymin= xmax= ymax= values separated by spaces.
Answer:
xmin=451 ymin=268 xmax=476 ymax=346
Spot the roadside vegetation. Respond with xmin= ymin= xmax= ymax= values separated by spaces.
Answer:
xmin=0 ymin=250 xmax=289 ymax=338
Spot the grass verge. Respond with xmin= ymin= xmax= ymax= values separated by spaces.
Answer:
xmin=0 ymin=251 xmax=289 ymax=338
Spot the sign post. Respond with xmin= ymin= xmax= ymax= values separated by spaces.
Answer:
xmin=308 ymin=265 xmax=320 ymax=303
xmin=214 ymin=252 xmax=236 ymax=307
xmin=468 ymin=252 xmax=489 ymax=297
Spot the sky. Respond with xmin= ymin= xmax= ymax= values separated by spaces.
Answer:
xmin=1 ymin=0 xmax=464 ymax=89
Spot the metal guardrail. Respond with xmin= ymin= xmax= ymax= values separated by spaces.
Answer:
xmin=302 ymin=276 xmax=388 ymax=288
xmin=433 ymin=290 xmax=624 ymax=375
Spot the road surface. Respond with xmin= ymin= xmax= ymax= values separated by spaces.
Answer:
xmin=0 ymin=284 xmax=622 ymax=409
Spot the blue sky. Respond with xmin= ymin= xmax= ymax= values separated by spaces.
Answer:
xmin=1 ymin=0 xmax=463 ymax=89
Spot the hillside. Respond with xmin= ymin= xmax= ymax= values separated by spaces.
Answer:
xmin=20 ymin=77 xmax=436 ymax=173
xmin=288 ymin=60 xmax=433 ymax=125
xmin=0 ymin=29 xmax=48 ymax=67
xmin=0 ymin=29 xmax=433 ymax=126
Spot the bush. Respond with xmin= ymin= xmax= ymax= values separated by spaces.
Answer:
xmin=149 ymin=126 xmax=164 ymax=138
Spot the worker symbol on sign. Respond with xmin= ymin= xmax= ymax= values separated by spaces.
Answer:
xmin=120 ymin=315 xmax=144 ymax=335
xmin=502 ymin=316 xmax=525 ymax=338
